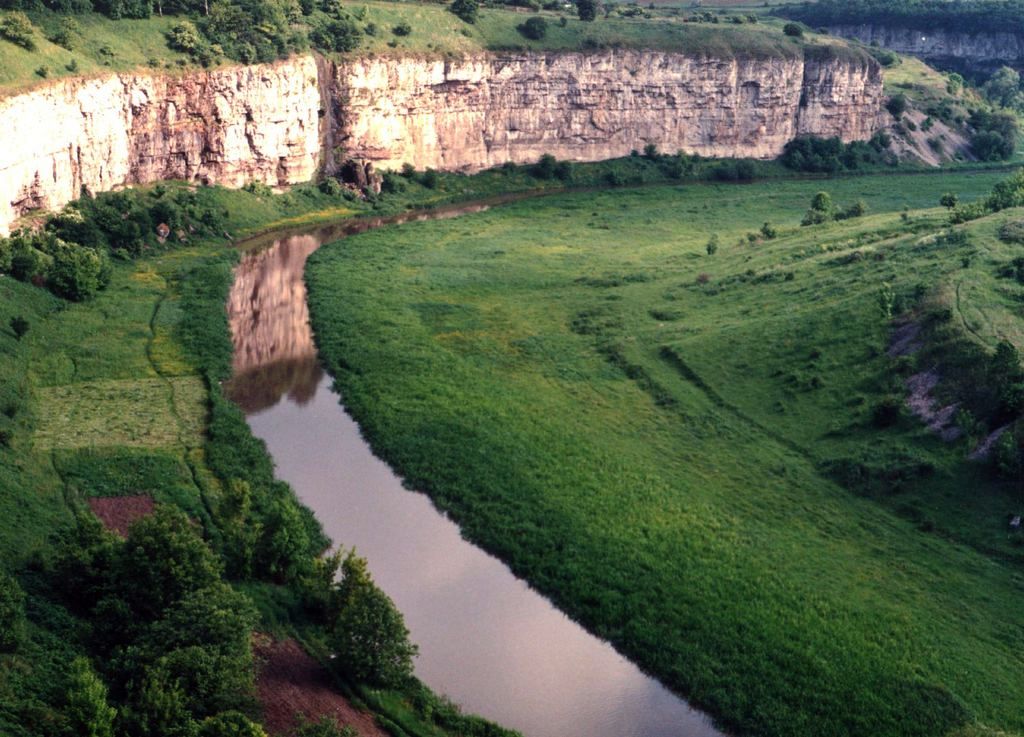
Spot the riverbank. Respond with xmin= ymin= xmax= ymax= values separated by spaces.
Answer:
xmin=0 ymin=181 xmax=523 ymax=736
xmin=305 ymin=173 xmax=1024 ymax=737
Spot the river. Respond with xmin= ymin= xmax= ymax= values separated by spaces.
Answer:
xmin=224 ymin=203 xmax=724 ymax=737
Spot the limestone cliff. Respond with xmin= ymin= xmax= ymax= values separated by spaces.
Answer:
xmin=333 ymin=50 xmax=884 ymax=172
xmin=0 ymin=56 xmax=322 ymax=236
xmin=827 ymin=25 xmax=1024 ymax=72
xmin=0 ymin=49 xmax=884 ymax=234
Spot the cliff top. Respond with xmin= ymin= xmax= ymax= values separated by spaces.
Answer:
xmin=0 ymin=1 xmax=872 ymax=94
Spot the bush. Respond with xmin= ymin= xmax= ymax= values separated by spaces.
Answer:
xmin=392 ymin=21 xmax=412 ymax=36
xmin=331 ymin=553 xmax=417 ymax=688
xmin=533 ymin=153 xmax=558 ymax=180
xmin=65 ymin=657 xmax=117 ymax=737
xmin=9 ymin=316 xmax=29 ymax=341
xmin=420 ymin=168 xmax=439 ymax=189
xmin=706 ymin=235 xmax=719 ymax=256
xmin=47 ymin=242 xmax=109 ymax=301
xmin=518 ymin=15 xmax=547 ymax=39
xmin=450 ymin=0 xmax=479 ymax=23
xmin=782 ymin=22 xmax=803 ymax=37
xmin=886 ymin=94 xmax=908 ymax=119
xmin=0 ymin=12 xmax=35 ymax=50
xmin=166 ymin=20 xmax=204 ymax=53
xmin=576 ymin=0 xmax=597 ymax=21
xmin=0 ymin=572 xmax=26 ymax=652
xmin=872 ymin=397 xmax=905 ymax=425
xmin=999 ymin=219 xmax=1024 ymax=244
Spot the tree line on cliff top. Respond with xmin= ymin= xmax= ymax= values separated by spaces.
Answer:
xmin=782 ymin=0 xmax=1024 ymax=37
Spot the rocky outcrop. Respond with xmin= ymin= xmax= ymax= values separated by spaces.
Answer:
xmin=333 ymin=50 xmax=884 ymax=172
xmin=0 ymin=49 xmax=884 ymax=234
xmin=827 ymin=25 xmax=1024 ymax=73
xmin=0 ymin=56 xmax=322 ymax=235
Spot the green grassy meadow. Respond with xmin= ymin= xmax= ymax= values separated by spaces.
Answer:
xmin=305 ymin=171 xmax=1024 ymax=737
xmin=0 ymin=1 xmax=855 ymax=93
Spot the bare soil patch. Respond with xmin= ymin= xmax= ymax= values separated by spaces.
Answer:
xmin=87 ymin=495 xmax=156 ymax=537
xmin=255 ymin=637 xmax=388 ymax=737
xmin=905 ymin=370 xmax=961 ymax=441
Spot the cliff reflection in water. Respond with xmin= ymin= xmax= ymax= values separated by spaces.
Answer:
xmin=225 ymin=234 xmax=324 ymax=414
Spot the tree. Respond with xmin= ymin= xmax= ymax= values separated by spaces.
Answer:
xmin=533 ymin=154 xmax=557 ymax=179
xmin=982 ymin=66 xmax=1022 ymax=109
xmin=0 ymin=571 xmax=25 ymax=652
xmin=65 ymin=657 xmax=117 ymax=737
xmin=0 ymin=12 xmax=36 ymax=50
xmin=47 ymin=243 xmax=108 ymax=301
xmin=576 ymin=0 xmax=597 ymax=21
xmin=10 ymin=315 xmax=29 ymax=341
xmin=331 ymin=552 xmax=417 ymax=687
xmin=885 ymin=93 xmax=908 ymax=119
xmin=256 ymin=495 xmax=312 ymax=583
xmin=940 ymin=192 xmax=959 ymax=209
xmin=450 ymin=0 xmax=478 ymax=23
xmin=518 ymin=15 xmax=548 ymax=39
xmin=782 ymin=22 xmax=803 ymax=38
xmin=116 ymin=507 xmax=222 ymax=619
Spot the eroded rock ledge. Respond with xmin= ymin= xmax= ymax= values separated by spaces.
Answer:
xmin=0 ymin=49 xmax=884 ymax=234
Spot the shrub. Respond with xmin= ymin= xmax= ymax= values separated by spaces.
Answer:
xmin=200 ymin=711 xmax=267 ymax=737
xmin=420 ymin=168 xmax=439 ymax=189
xmin=886 ymin=94 xmax=908 ymax=119
xmin=392 ymin=21 xmax=412 ymax=36
xmin=940 ymin=192 xmax=959 ymax=209
xmin=0 ymin=572 xmax=25 ymax=652
xmin=331 ymin=553 xmax=417 ymax=688
xmin=450 ymin=0 xmax=479 ymax=23
xmin=533 ymin=153 xmax=558 ymax=179
xmin=50 ymin=17 xmax=79 ymax=49
xmin=9 ymin=316 xmax=29 ymax=341
xmin=518 ymin=15 xmax=548 ymax=39
xmin=0 ymin=12 xmax=35 ymax=50
xmin=782 ymin=22 xmax=803 ymax=37
xmin=999 ymin=219 xmax=1024 ymax=244
xmin=167 ymin=20 xmax=204 ymax=54
xmin=643 ymin=143 xmax=659 ymax=160
xmin=760 ymin=222 xmax=777 ymax=240
xmin=65 ymin=657 xmax=116 ymax=737
xmin=706 ymin=235 xmax=719 ymax=256
xmin=576 ymin=0 xmax=597 ymax=21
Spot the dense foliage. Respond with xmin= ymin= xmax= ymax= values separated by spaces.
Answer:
xmin=782 ymin=0 xmax=1024 ymax=36
xmin=780 ymin=134 xmax=894 ymax=173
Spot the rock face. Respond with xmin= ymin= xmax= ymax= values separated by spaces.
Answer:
xmin=0 ymin=56 xmax=322 ymax=235
xmin=333 ymin=50 xmax=884 ymax=172
xmin=827 ymin=25 xmax=1024 ymax=73
xmin=0 ymin=50 xmax=884 ymax=234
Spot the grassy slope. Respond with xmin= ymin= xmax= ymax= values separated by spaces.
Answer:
xmin=305 ymin=171 xmax=1024 ymax=737
xmin=0 ymin=2 xmax=861 ymax=93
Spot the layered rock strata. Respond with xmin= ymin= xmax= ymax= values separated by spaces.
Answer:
xmin=0 ymin=49 xmax=884 ymax=234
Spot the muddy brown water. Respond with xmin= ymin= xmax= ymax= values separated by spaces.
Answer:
xmin=226 ymin=201 xmax=725 ymax=737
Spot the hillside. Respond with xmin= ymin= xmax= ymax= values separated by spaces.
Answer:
xmin=0 ymin=1 xmax=861 ymax=93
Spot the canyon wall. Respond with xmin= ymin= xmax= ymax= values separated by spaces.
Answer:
xmin=827 ymin=25 xmax=1024 ymax=73
xmin=0 ymin=56 xmax=322 ymax=236
xmin=334 ymin=50 xmax=884 ymax=171
xmin=0 ymin=49 xmax=884 ymax=234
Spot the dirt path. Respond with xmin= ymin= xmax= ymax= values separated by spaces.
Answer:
xmin=255 ymin=638 xmax=389 ymax=737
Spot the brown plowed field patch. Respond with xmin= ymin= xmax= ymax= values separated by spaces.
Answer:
xmin=87 ymin=495 xmax=156 ymax=537
xmin=255 ymin=637 xmax=388 ymax=737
